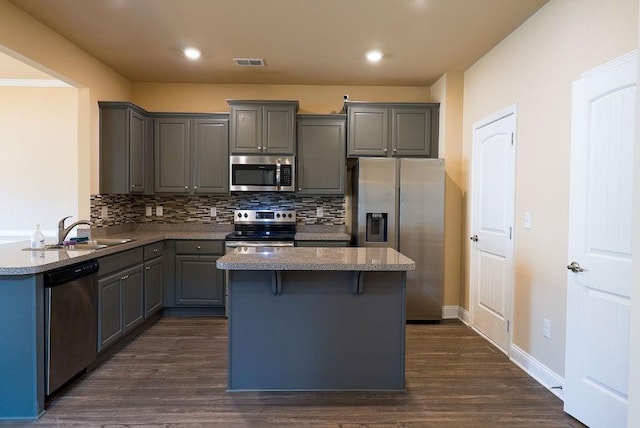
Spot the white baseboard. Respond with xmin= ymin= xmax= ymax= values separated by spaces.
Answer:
xmin=458 ymin=307 xmax=470 ymax=325
xmin=442 ymin=305 xmax=459 ymax=319
xmin=510 ymin=344 xmax=565 ymax=400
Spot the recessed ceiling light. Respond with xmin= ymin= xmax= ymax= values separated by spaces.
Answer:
xmin=183 ymin=47 xmax=201 ymax=60
xmin=365 ymin=50 xmax=383 ymax=63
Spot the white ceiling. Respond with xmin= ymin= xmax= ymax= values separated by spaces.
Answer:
xmin=6 ymin=0 xmax=548 ymax=86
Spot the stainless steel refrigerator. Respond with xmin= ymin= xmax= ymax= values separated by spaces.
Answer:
xmin=352 ymin=158 xmax=444 ymax=321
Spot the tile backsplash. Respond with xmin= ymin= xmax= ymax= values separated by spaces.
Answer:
xmin=91 ymin=193 xmax=345 ymax=228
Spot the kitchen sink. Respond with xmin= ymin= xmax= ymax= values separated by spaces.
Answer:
xmin=23 ymin=238 xmax=133 ymax=251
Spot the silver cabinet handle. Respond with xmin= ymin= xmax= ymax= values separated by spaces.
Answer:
xmin=567 ymin=261 xmax=584 ymax=273
xmin=384 ymin=148 xmax=388 ymax=154
xmin=194 ymin=186 xmax=198 ymax=190
xmin=153 ymin=248 xmax=158 ymax=253
xmin=197 ymin=245 xmax=201 ymax=250
xmin=145 ymin=266 xmax=150 ymax=271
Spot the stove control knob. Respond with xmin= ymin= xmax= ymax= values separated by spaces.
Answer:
xmin=237 ymin=213 xmax=242 ymax=218
xmin=276 ymin=213 xmax=281 ymax=218
xmin=288 ymin=213 xmax=293 ymax=218
xmin=244 ymin=213 xmax=248 ymax=218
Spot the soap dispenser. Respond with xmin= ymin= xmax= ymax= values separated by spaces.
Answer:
xmin=31 ymin=224 xmax=45 ymax=249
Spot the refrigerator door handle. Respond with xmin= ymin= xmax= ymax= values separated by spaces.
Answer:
xmin=352 ymin=271 xmax=365 ymax=295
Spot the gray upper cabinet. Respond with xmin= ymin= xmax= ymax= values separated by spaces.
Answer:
xmin=228 ymin=100 xmax=298 ymax=154
xmin=296 ymin=114 xmax=346 ymax=195
xmin=346 ymin=102 xmax=440 ymax=158
xmin=99 ymin=102 xmax=152 ymax=194
xmin=154 ymin=114 xmax=229 ymax=194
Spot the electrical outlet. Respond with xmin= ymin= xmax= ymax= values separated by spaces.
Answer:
xmin=210 ymin=207 xmax=217 ymax=217
xmin=524 ymin=211 xmax=532 ymax=229
xmin=145 ymin=206 xmax=152 ymax=217
xmin=543 ymin=318 xmax=551 ymax=339
xmin=101 ymin=206 xmax=108 ymax=219
xmin=156 ymin=206 xmax=163 ymax=217
xmin=316 ymin=207 xmax=324 ymax=218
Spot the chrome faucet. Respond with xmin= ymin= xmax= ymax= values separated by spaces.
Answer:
xmin=58 ymin=216 xmax=92 ymax=245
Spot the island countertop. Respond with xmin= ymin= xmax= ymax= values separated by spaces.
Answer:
xmin=217 ymin=247 xmax=415 ymax=271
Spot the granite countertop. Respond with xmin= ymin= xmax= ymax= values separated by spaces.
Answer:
xmin=217 ymin=247 xmax=415 ymax=271
xmin=0 ymin=227 xmax=353 ymax=275
xmin=294 ymin=232 xmax=351 ymax=241
xmin=0 ymin=230 xmax=230 ymax=275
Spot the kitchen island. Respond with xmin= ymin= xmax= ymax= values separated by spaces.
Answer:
xmin=217 ymin=247 xmax=415 ymax=391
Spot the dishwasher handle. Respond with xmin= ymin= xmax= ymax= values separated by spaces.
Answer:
xmin=44 ymin=260 xmax=99 ymax=287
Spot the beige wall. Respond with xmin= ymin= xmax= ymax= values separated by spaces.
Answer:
xmin=131 ymin=83 xmax=430 ymax=114
xmin=0 ymin=0 xmax=131 ymax=202
xmin=430 ymin=73 xmax=464 ymax=308
xmin=0 ymin=87 xmax=78 ymax=238
xmin=462 ymin=0 xmax=638 ymax=375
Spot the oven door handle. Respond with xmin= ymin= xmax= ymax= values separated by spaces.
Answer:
xmin=275 ymin=159 xmax=281 ymax=189
xmin=225 ymin=241 xmax=295 ymax=248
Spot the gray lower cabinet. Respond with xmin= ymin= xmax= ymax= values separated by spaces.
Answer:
xmin=99 ymin=102 xmax=152 ymax=194
xmin=98 ymin=263 xmax=144 ymax=352
xmin=154 ymin=114 xmax=229 ymax=194
xmin=97 ymin=247 xmax=149 ymax=352
xmin=346 ymin=102 xmax=440 ymax=158
xmin=174 ymin=240 xmax=225 ymax=307
xmin=144 ymin=242 xmax=164 ymax=317
xmin=296 ymin=114 xmax=346 ymax=195
xmin=228 ymin=100 xmax=298 ymax=154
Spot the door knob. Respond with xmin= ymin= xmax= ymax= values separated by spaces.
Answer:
xmin=567 ymin=261 xmax=584 ymax=273
xmin=470 ymin=235 xmax=478 ymax=242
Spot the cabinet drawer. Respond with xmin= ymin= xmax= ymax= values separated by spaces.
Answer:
xmin=175 ymin=240 xmax=224 ymax=255
xmin=144 ymin=242 xmax=164 ymax=260
xmin=98 ymin=247 xmax=144 ymax=278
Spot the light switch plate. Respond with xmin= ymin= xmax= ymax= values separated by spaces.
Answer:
xmin=101 ymin=206 xmax=108 ymax=219
xmin=316 ymin=207 xmax=324 ymax=218
xmin=156 ymin=206 xmax=163 ymax=217
xmin=145 ymin=206 xmax=152 ymax=217
xmin=210 ymin=207 xmax=217 ymax=217
xmin=524 ymin=212 xmax=532 ymax=229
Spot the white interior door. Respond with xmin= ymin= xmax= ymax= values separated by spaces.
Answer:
xmin=564 ymin=52 xmax=636 ymax=428
xmin=470 ymin=107 xmax=516 ymax=353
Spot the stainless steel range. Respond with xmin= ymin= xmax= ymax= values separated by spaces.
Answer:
xmin=224 ymin=210 xmax=296 ymax=316
xmin=225 ymin=209 xmax=297 ymax=250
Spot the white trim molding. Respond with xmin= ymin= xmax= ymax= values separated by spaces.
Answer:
xmin=442 ymin=305 xmax=460 ymax=319
xmin=510 ymin=343 xmax=565 ymax=400
xmin=458 ymin=307 xmax=470 ymax=325
xmin=0 ymin=78 xmax=72 ymax=88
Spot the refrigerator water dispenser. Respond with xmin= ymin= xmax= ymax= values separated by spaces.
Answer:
xmin=366 ymin=213 xmax=388 ymax=243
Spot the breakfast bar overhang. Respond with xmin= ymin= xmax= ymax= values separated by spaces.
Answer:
xmin=216 ymin=247 xmax=415 ymax=391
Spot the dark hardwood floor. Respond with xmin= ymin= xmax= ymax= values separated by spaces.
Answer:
xmin=5 ymin=318 xmax=584 ymax=427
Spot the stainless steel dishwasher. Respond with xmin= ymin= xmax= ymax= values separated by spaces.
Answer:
xmin=44 ymin=259 xmax=99 ymax=396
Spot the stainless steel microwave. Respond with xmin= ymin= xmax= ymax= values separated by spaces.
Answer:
xmin=229 ymin=155 xmax=295 ymax=192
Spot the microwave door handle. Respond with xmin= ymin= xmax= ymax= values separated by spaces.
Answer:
xmin=276 ymin=159 xmax=281 ymax=189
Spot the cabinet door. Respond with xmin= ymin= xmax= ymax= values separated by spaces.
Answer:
xmin=98 ymin=273 xmax=123 ymax=352
xmin=191 ymin=119 xmax=229 ymax=194
xmin=99 ymin=103 xmax=149 ymax=194
xmin=128 ymin=109 xmax=146 ymax=193
xmin=155 ymin=118 xmax=190 ymax=193
xmin=175 ymin=255 xmax=224 ymax=306
xmin=263 ymin=104 xmax=296 ymax=154
xmin=297 ymin=117 xmax=346 ymax=195
xmin=347 ymin=107 xmax=389 ymax=156
xmin=144 ymin=257 xmax=163 ymax=317
xmin=392 ymin=107 xmax=438 ymax=157
xmin=230 ymin=105 xmax=262 ymax=153
xmin=122 ymin=264 xmax=144 ymax=332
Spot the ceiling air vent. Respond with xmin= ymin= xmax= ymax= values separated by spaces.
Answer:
xmin=233 ymin=58 xmax=266 ymax=67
